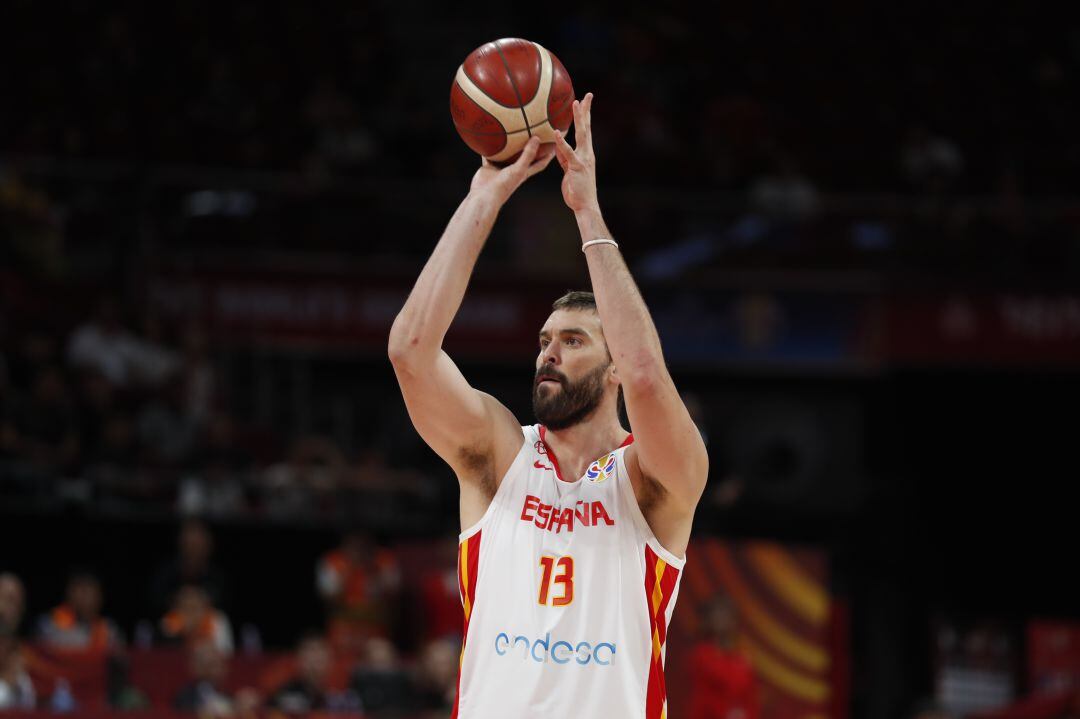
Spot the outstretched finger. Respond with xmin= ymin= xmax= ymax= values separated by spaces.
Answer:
xmin=553 ymin=130 xmax=578 ymax=169
xmin=571 ymin=99 xmax=586 ymax=150
xmin=577 ymin=93 xmax=594 ymax=154
xmin=583 ymin=93 xmax=593 ymax=140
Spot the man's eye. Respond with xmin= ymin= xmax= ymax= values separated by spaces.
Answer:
xmin=567 ymin=338 xmax=581 ymax=347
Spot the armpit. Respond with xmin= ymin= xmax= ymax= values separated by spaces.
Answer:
xmin=634 ymin=471 xmax=669 ymax=514
xmin=457 ymin=444 xmax=496 ymax=499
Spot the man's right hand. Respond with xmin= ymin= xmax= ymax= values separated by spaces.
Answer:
xmin=469 ymin=137 xmax=555 ymax=205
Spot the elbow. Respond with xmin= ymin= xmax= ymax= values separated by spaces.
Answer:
xmin=387 ymin=316 xmax=417 ymax=367
xmin=388 ymin=315 xmax=436 ymax=371
xmin=387 ymin=333 xmax=409 ymax=366
xmin=387 ymin=333 xmax=419 ymax=369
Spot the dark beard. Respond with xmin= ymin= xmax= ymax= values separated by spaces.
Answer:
xmin=532 ymin=361 xmax=609 ymax=430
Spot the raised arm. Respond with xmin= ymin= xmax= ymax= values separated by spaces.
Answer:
xmin=553 ymin=95 xmax=708 ymax=516
xmin=388 ymin=138 xmax=553 ymax=485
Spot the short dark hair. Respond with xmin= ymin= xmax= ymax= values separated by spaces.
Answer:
xmin=552 ymin=290 xmax=597 ymax=312
xmin=66 ymin=568 xmax=100 ymax=588
xmin=550 ymin=290 xmax=626 ymax=424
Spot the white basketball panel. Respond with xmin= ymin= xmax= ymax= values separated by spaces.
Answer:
xmin=521 ymin=43 xmax=554 ymax=128
xmin=455 ymin=66 xmax=527 ymax=134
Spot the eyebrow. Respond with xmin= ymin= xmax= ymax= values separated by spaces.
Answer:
xmin=539 ymin=327 xmax=590 ymax=339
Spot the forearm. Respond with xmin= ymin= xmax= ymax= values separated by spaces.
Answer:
xmin=577 ymin=207 xmax=666 ymax=382
xmin=389 ymin=191 xmax=500 ymax=361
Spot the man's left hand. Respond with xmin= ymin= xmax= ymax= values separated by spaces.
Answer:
xmin=553 ymin=92 xmax=599 ymax=216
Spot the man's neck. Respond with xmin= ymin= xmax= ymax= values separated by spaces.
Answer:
xmin=542 ymin=407 xmax=628 ymax=480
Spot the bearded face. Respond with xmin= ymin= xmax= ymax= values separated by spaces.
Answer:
xmin=532 ymin=360 xmax=610 ymax=430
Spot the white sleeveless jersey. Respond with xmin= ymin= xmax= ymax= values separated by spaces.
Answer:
xmin=453 ymin=425 xmax=685 ymax=719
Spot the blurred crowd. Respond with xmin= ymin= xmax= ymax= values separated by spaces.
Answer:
xmin=3 ymin=3 xmax=1080 ymax=717
xmin=2 ymin=3 xmax=1080 ymax=278
xmin=1 ymin=3 xmax=1077 ymax=192
xmin=0 ymin=296 xmax=447 ymax=528
xmin=0 ymin=520 xmax=461 ymax=717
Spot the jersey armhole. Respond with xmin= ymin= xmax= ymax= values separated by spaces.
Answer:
xmin=617 ymin=448 xmax=688 ymax=569
xmin=458 ymin=426 xmax=535 ymax=541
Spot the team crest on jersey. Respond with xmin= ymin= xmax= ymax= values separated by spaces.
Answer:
xmin=586 ymin=453 xmax=617 ymax=483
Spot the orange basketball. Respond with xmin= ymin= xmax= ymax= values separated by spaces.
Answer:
xmin=450 ymin=38 xmax=575 ymax=165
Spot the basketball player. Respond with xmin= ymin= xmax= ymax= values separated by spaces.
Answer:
xmin=389 ymin=93 xmax=707 ymax=719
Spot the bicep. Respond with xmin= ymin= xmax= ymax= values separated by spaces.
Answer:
xmin=623 ymin=372 xmax=708 ymax=510
xmin=392 ymin=349 xmax=517 ymax=477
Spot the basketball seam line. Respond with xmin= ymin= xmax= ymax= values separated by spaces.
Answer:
xmin=460 ymin=67 xmax=523 ymax=111
xmin=454 ymin=116 xmax=560 ymax=136
xmin=492 ymin=39 xmax=533 ymax=139
xmin=453 ymin=99 xmax=571 ymax=136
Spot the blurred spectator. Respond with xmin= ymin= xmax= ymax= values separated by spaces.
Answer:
xmin=5 ymin=332 xmax=60 ymax=390
xmin=303 ymin=75 xmax=377 ymax=171
xmin=0 ymin=574 xmax=26 ymax=634
xmin=130 ymin=311 xmax=181 ymax=388
xmin=0 ymin=354 xmax=13 ymax=450
xmin=179 ymin=322 xmax=216 ymax=427
xmin=178 ymin=413 xmax=250 ymax=518
xmin=350 ymin=637 xmax=415 ymax=716
xmin=901 ymin=125 xmax=964 ymax=193
xmin=137 ymin=376 xmax=198 ymax=465
xmin=66 ymin=300 xmax=179 ymax=391
xmin=150 ymin=518 xmax=229 ymax=615
xmin=38 ymin=570 xmax=122 ymax=652
xmin=73 ymin=368 xmax=115 ymax=462
xmin=160 ymin=585 xmax=234 ymax=655
xmin=268 ymin=633 xmax=360 ymax=714
xmin=733 ymin=292 xmax=786 ymax=353
xmin=66 ymin=297 xmax=142 ymax=387
xmin=177 ymin=467 xmax=247 ymax=518
xmin=412 ymin=637 xmax=459 ymax=716
xmin=262 ymin=435 xmax=347 ymax=518
xmin=0 ymin=622 xmax=34 ymax=711
xmin=316 ymin=531 xmax=401 ymax=654
xmin=1065 ymin=692 xmax=1080 ymax=719
xmin=688 ymin=595 xmax=759 ymax=719
xmin=935 ymin=618 xmax=1015 ymax=714
xmin=750 ymin=153 xmax=821 ymax=222
xmin=84 ymin=410 xmax=141 ymax=487
xmin=416 ymin=536 xmax=464 ymax=644
xmin=910 ymin=701 xmax=957 ymax=719
xmin=0 ymin=167 xmax=66 ymax=279
xmin=7 ymin=365 xmax=80 ymax=474
xmin=341 ymin=447 xmax=442 ymax=527
xmin=172 ymin=641 xmax=238 ymax=716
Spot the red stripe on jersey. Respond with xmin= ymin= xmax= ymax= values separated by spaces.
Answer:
xmin=644 ymin=546 xmax=660 ymax=719
xmin=644 ymin=545 xmax=680 ymax=719
xmin=538 ymin=425 xmax=634 ymax=482
xmin=452 ymin=531 xmax=482 ymax=719
xmin=537 ymin=425 xmax=565 ymax=480
xmin=655 ymin=562 xmax=679 ymax=649
xmin=466 ymin=533 xmax=480 ymax=610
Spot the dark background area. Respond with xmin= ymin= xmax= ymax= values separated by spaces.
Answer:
xmin=2 ymin=2 xmax=1079 ymax=718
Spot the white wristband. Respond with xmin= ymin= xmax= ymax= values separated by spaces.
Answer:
xmin=581 ymin=238 xmax=619 ymax=252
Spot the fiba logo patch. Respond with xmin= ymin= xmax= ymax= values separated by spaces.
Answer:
xmin=585 ymin=454 xmax=617 ymax=483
